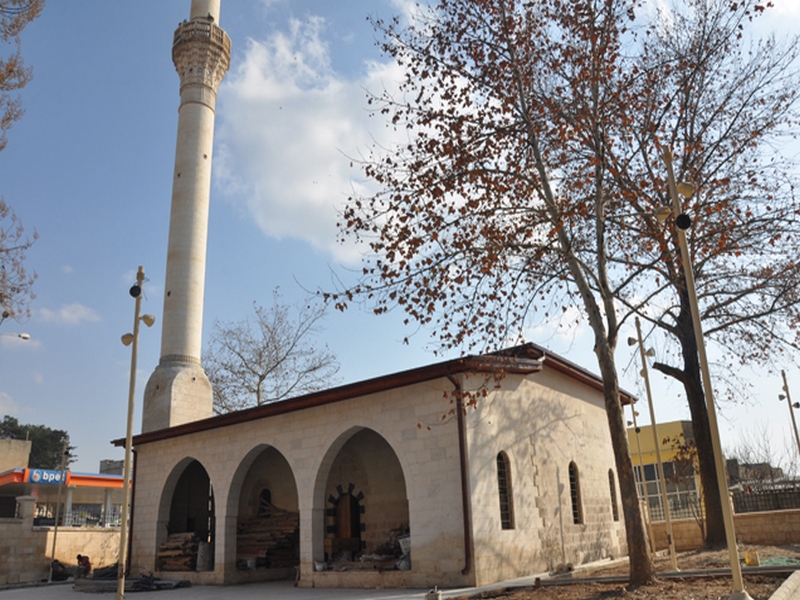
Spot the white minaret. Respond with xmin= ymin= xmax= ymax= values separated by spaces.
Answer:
xmin=142 ymin=0 xmax=230 ymax=433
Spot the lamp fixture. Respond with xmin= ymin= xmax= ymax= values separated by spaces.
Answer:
xmin=121 ymin=314 xmax=156 ymax=346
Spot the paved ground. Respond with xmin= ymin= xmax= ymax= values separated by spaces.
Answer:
xmin=0 ymin=571 xmax=552 ymax=600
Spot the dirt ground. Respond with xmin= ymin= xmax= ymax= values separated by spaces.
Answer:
xmin=453 ymin=544 xmax=800 ymax=600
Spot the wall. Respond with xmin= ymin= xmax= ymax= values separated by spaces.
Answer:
xmin=0 ymin=439 xmax=31 ymax=471
xmin=649 ymin=509 xmax=800 ymax=551
xmin=466 ymin=368 xmax=627 ymax=586
xmin=130 ymin=376 xmax=467 ymax=589
xmin=0 ymin=497 xmax=120 ymax=586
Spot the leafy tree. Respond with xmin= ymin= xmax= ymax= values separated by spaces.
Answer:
xmin=0 ymin=198 xmax=37 ymax=325
xmin=203 ymin=290 xmax=340 ymax=413
xmin=0 ymin=0 xmax=44 ymax=152
xmin=0 ymin=415 xmax=74 ymax=469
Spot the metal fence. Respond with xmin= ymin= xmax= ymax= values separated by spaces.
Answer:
xmin=732 ymin=485 xmax=800 ymax=514
xmin=33 ymin=502 xmax=121 ymax=527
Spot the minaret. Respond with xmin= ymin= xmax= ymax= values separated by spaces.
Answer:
xmin=142 ymin=0 xmax=230 ymax=433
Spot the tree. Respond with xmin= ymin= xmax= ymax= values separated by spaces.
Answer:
xmin=663 ymin=433 xmax=705 ymax=540
xmin=604 ymin=0 xmax=800 ymax=546
xmin=337 ymin=0 xmax=658 ymax=583
xmin=203 ymin=290 xmax=340 ymax=414
xmin=0 ymin=1 xmax=42 ymax=324
xmin=0 ymin=198 xmax=37 ymax=325
xmin=0 ymin=415 xmax=73 ymax=469
xmin=336 ymin=0 xmax=800 ymax=558
xmin=0 ymin=0 xmax=44 ymax=153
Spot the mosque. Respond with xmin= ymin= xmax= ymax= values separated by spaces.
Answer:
xmin=119 ymin=0 xmax=629 ymax=589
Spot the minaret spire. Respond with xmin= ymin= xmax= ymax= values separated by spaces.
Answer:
xmin=142 ymin=0 xmax=230 ymax=433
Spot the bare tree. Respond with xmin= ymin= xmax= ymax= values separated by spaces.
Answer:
xmin=204 ymin=290 xmax=340 ymax=414
xmin=0 ymin=198 xmax=36 ymax=325
xmin=336 ymin=0 xmax=657 ymax=583
xmin=0 ymin=2 xmax=43 ymax=323
xmin=606 ymin=0 xmax=800 ymax=545
xmin=0 ymin=0 xmax=44 ymax=152
xmin=333 ymin=0 xmax=800 ymax=581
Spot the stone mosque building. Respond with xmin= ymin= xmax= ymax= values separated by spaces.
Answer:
xmin=119 ymin=0 xmax=629 ymax=589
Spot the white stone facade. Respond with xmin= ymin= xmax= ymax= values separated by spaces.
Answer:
xmin=126 ymin=345 xmax=627 ymax=589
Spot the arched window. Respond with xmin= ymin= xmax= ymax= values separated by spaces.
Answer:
xmin=496 ymin=452 xmax=515 ymax=530
xmin=608 ymin=469 xmax=619 ymax=521
xmin=569 ymin=461 xmax=583 ymax=525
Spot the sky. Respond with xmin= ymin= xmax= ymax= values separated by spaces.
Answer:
xmin=1 ymin=0 xmax=799 ymax=475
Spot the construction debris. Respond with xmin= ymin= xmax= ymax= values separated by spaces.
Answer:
xmin=236 ymin=502 xmax=299 ymax=569
xmin=156 ymin=533 xmax=199 ymax=571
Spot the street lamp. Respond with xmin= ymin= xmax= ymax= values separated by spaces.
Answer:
xmin=628 ymin=316 xmax=678 ymax=571
xmin=660 ymin=146 xmax=752 ymax=600
xmin=627 ymin=405 xmax=656 ymax=554
xmin=779 ymin=370 xmax=800 ymax=459
xmin=0 ymin=332 xmax=30 ymax=340
xmin=117 ymin=266 xmax=155 ymax=600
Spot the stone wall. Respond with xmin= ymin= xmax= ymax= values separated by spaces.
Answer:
xmin=0 ymin=496 xmax=120 ymax=586
xmin=649 ymin=509 xmax=800 ymax=551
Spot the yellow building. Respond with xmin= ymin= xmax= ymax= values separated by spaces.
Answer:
xmin=626 ymin=419 xmax=702 ymax=522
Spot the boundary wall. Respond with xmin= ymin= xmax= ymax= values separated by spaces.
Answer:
xmin=0 ymin=496 xmax=120 ymax=586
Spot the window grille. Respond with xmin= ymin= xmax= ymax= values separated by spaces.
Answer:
xmin=569 ymin=461 xmax=583 ymax=525
xmin=496 ymin=452 xmax=515 ymax=529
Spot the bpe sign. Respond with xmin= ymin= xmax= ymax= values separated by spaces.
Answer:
xmin=29 ymin=469 xmax=66 ymax=485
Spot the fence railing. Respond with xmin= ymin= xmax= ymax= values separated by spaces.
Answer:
xmin=732 ymin=485 xmax=800 ymax=513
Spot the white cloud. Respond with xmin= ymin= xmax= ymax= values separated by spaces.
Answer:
xmin=215 ymin=15 xmax=402 ymax=264
xmin=38 ymin=303 xmax=101 ymax=326
xmin=0 ymin=391 xmax=19 ymax=415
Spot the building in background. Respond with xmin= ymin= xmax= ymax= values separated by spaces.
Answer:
xmin=626 ymin=420 xmax=702 ymax=522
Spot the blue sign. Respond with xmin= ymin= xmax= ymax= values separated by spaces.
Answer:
xmin=29 ymin=469 xmax=66 ymax=485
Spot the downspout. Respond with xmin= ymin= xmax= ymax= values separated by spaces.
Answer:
xmin=447 ymin=372 xmax=473 ymax=576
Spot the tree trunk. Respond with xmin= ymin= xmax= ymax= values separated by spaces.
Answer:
xmin=675 ymin=296 xmax=727 ymax=547
xmin=652 ymin=288 xmax=726 ymax=546
xmin=595 ymin=341 xmax=656 ymax=585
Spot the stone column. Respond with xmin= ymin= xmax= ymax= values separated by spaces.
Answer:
xmin=143 ymin=0 xmax=231 ymax=433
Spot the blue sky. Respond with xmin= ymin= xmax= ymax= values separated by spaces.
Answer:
xmin=1 ymin=0 xmax=799 ymax=474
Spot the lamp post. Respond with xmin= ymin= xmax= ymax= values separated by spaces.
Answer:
xmin=660 ymin=146 xmax=752 ymax=600
xmin=47 ymin=440 xmax=69 ymax=582
xmin=628 ymin=317 xmax=678 ymax=570
xmin=117 ymin=266 xmax=155 ymax=600
xmin=779 ymin=370 xmax=800 ymax=459
xmin=628 ymin=404 xmax=656 ymax=554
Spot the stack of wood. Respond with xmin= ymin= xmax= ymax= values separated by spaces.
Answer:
xmin=237 ymin=503 xmax=299 ymax=568
xmin=157 ymin=533 xmax=198 ymax=571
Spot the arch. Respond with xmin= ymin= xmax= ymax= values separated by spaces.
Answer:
xmin=608 ymin=469 xmax=619 ymax=522
xmin=226 ymin=444 xmax=299 ymax=572
xmin=496 ymin=451 xmax=515 ymax=530
xmin=313 ymin=427 xmax=410 ymax=565
xmin=156 ymin=458 xmax=216 ymax=571
xmin=568 ymin=461 xmax=583 ymax=525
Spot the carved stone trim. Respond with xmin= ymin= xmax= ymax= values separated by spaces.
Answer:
xmin=159 ymin=354 xmax=202 ymax=366
xmin=172 ymin=20 xmax=231 ymax=95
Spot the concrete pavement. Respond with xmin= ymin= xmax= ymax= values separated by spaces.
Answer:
xmin=3 ymin=566 xmax=800 ymax=599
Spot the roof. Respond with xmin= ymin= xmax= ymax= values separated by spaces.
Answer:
xmin=115 ymin=342 xmax=635 ymax=448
